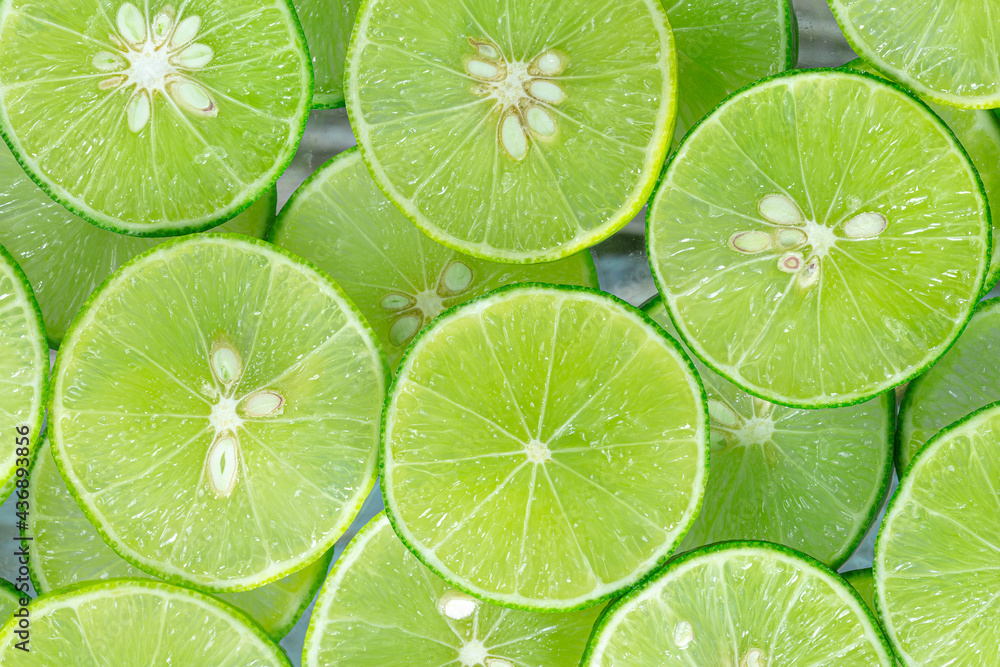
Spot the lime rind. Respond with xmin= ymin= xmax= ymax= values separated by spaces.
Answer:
xmin=380 ymin=282 xmax=710 ymax=613
xmin=648 ymin=67 xmax=991 ymax=410
xmin=294 ymin=0 xmax=360 ymax=109
xmin=0 ymin=579 xmax=21 ymax=626
xmin=50 ymin=234 xmax=388 ymax=593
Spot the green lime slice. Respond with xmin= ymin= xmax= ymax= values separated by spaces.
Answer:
xmin=0 ymin=580 xmax=20 ymax=626
xmin=829 ymin=0 xmax=1000 ymax=109
xmin=843 ymin=58 xmax=1000 ymax=296
xmin=0 ymin=579 xmax=290 ymax=664
xmin=876 ymin=401 xmax=1000 ymax=664
xmin=583 ymin=542 xmax=894 ymax=665
xmin=27 ymin=439 xmax=331 ymax=640
xmin=643 ymin=297 xmax=893 ymax=567
xmin=897 ymin=298 xmax=1000 ymax=474
xmin=346 ymin=0 xmax=677 ymax=262
xmin=304 ymin=513 xmax=602 ymax=666
xmin=382 ymin=284 xmax=708 ymax=611
xmin=269 ymin=148 xmax=599 ymax=370
xmin=51 ymin=235 xmax=388 ymax=592
xmin=293 ymin=0 xmax=360 ymax=108
xmin=843 ymin=568 xmax=875 ymax=613
xmin=648 ymin=69 xmax=990 ymax=409
xmin=0 ymin=142 xmax=275 ymax=348
xmin=0 ymin=0 xmax=311 ymax=236
xmin=0 ymin=243 xmax=45 ymax=502
xmin=668 ymin=0 xmax=797 ymax=144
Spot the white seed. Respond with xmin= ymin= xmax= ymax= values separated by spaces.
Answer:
xmin=730 ymin=230 xmax=773 ymax=254
xmin=206 ymin=434 xmax=240 ymax=497
xmin=437 ymin=591 xmax=479 ymax=620
xmin=211 ymin=343 xmax=242 ymax=386
xmin=126 ymin=92 xmax=151 ymax=134
xmin=673 ymin=621 xmax=695 ymax=649
xmin=777 ymin=228 xmax=806 ymax=248
xmin=99 ymin=75 xmax=126 ymax=91
xmin=381 ymin=293 xmax=411 ymax=311
xmin=389 ymin=315 xmax=421 ymax=346
xmin=151 ymin=9 xmax=175 ymax=45
xmin=752 ymin=396 xmax=774 ymax=419
xmin=93 ymin=50 xmax=123 ymax=72
xmin=171 ymin=15 xmax=202 ymax=49
xmin=175 ymin=43 xmax=214 ymax=69
xmin=485 ymin=660 xmax=514 ymax=667
xmin=477 ymin=43 xmax=500 ymax=60
xmin=116 ymin=2 xmax=146 ymax=45
xmin=528 ymin=79 xmax=566 ymax=104
xmin=798 ymin=257 xmax=821 ymax=289
xmin=499 ymin=113 xmax=528 ymax=161
xmin=466 ymin=59 xmax=499 ymax=80
xmin=758 ymin=194 xmax=803 ymax=226
xmin=740 ymin=649 xmax=766 ymax=667
xmin=707 ymin=400 xmax=739 ymax=428
xmin=526 ymin=106 xmax=556 ymax=137
xmin=842 ymin=211 xmax=888 ymax=239
xmin=778 ymin=252 xmax=803 ymax=273
xmin=242 ymin=391 xmax=285 ymax=418
xmin=535 ymin=50 xmax=564 ymax=75
xmin=170 ymin=80 xmax=217 ymax=116
xmin=442 ymin=261 xmax=473 ymax=292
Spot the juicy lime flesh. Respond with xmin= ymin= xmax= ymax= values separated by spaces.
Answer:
xmin=843 ymin=568 xmax=876 ymax=613
xmin=383 ymin=286 xmax=707 ymax=610
xmin=294 ymin=0 xmax=360 ymax=108
xmin=877 ymin=405 xmax=1000 ymax=664
xmin=667 ymin=0 xmax=794 ymax=143
xmin=347 ymin=0 xmax=676 ymax=262
xmin=28 ymin=440 xmax=331 ymax=640
xmin=645 ymin=299 xmax=892 ymax=567
xmin=830 ymin=0 xmax=1000 ymax=108
xmin=0 ymin=580 xmax=289 ymax=665
xmin=585 ymin=544 xmax=892 ymax=665
xmin=305 ymin=514 xmax=602 ymax=666
xmin=0 ymin=0 xmax=310 ymax=234
xmin=897 ymin=298 xmax=1000 ymax=472
xmin=0 ymin=142 xmax=274 ymax=347
xmin=0 ymin=582 xmax=18 ymax=626
xmin=269 ymin=148 xmax=598 ymax=370
xmin=51 ymin=236 xmax=386 ymax=591
xmin=649 ymin=70 xmax=990 ymax=408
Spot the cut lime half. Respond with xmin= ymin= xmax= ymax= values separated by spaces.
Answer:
xmin=294 ymin=0 xmax=361 ymax=108
xmin=667 ymin=0 xmax=797 ymax=144
xmin=0 ymin=580 xmax=19 ymax=626
xmin=648 ymin=69 xmax=990 ymax=409
xmin=304 ymin=513 xmax=603 ymax=666
xmin=51 ymin=235 xmax=388 ymax=592
xmin=583 ymin=541 xmax=894 ymax=665
xmin=382 ymin=284 xmax=708 ymax=611
xmin=28 ymin=439 xmax=332 ymax=640
xmin=0 ymin=142 xmax=275 ymax=347
xmin=829 ymin=0 xmax=1000 ymax=109
xmin=269 ymin=147 xmax=598 ymax=370
xmin=0 ymin=243 xmax=45 ymax=502
xmin=644 ymin=297 xmax=893 ymax=568
xmin=876 ymin=401 xmax=1000 ymax=664
xmin=0 ymin=0 xmax=311 ymax=235
xmin=0 ymin=579 xmax=290 ymax=665
xmin=346 ymin=0 xmax=677 ymax=262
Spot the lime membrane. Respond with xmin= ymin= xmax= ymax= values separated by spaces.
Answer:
xmin=382 ymin=284 xmax=708 ymax=611
xmin=293 ymin=0 xmax=361 ymax=108
xmin=304 ymin=513 xmax=603 ymax=666
xmin=269 ymin=148 xmax=598 ymax=370
xmin=0 ymin=0 xmax=311 ymax=235
xmin=648 ymin=69 xmax=990 ymax=408
xmin=51 ymin=235 xmax=388 ymax=592
xmin=346 ymin=0 xmax=677 ymax=262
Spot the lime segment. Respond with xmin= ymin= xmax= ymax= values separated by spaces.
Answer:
xmin=648 ymin=69 xmax=990 ymax=408
xmin=382 ymin=285 xmax=707 ymax=611
xmin=0 ymin=0 xmax=311 ymax=235
xmin=304 ymin=513 xmax=602 ymax=665
xmin=293 ymin=0 xmax=361 ymax=108
xmin=51 ymin=235 xmax=388 ymax=591
xmin=346 ymin=0 xmax=677 ymax=262
xmin=269 ymin=148 xmax=598 ymax=370
xmin=0 ymin=581 xmax=19 ymax=626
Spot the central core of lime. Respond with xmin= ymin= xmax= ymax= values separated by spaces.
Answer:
xmin=524 ymin=439 xmax=552 ymax=463
xmin=380 ymin=260 xmax=476 ymax=348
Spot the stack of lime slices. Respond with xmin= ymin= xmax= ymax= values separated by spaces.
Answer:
xmin=292 ymin=0 xmax=361 ymax=108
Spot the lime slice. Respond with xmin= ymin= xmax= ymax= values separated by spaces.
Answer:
xmin=346 ymin=0 xmax=677 ymax=262
xmin=583 ymin=542 xmax=894 ymax=665
xmin=897 ymin=297 xmax=1000 ymax=474
xmin=829 ymin=0 xmax=1000 ymax=109
xmin=0 ymin=0 xmax=311 ymax=236
xmin=644 ymin=297 xmax=893 ymax=567
xmin=0 ymin=580 xmax=20 ymax=626
xmin=27 ymin=439 xmax=331 ymax=640
xmin=382 ymin=284 xmax=708 ymax=611
xmin=304 ymin=513 xmax=602 ymax=666
xmin=668 ymin=0 xmax=797 ymax=144
xmin=843 ymin=58 xmax=1000 ymax=296
xmin=50 ymin=235 xmax=388 ymax=591
xmin=0 ymin=243 xmax=45 ymax=502
xmin=648 ymin=69 xmax=990 ymax=409
xmin=843 ymin=568 xmax=875 ymax=613
xmin=293 ymin=0 xmax=360 ymax=108
xmin=269 ymin=148 xmax=599 ymax=370
xmin=0 ymin=579 xmax=289 ymax=665
xmin=0 ymin=142 xmax=275 ymax=348
xmin=876 ymin=401 xmax=1000 ymax=664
